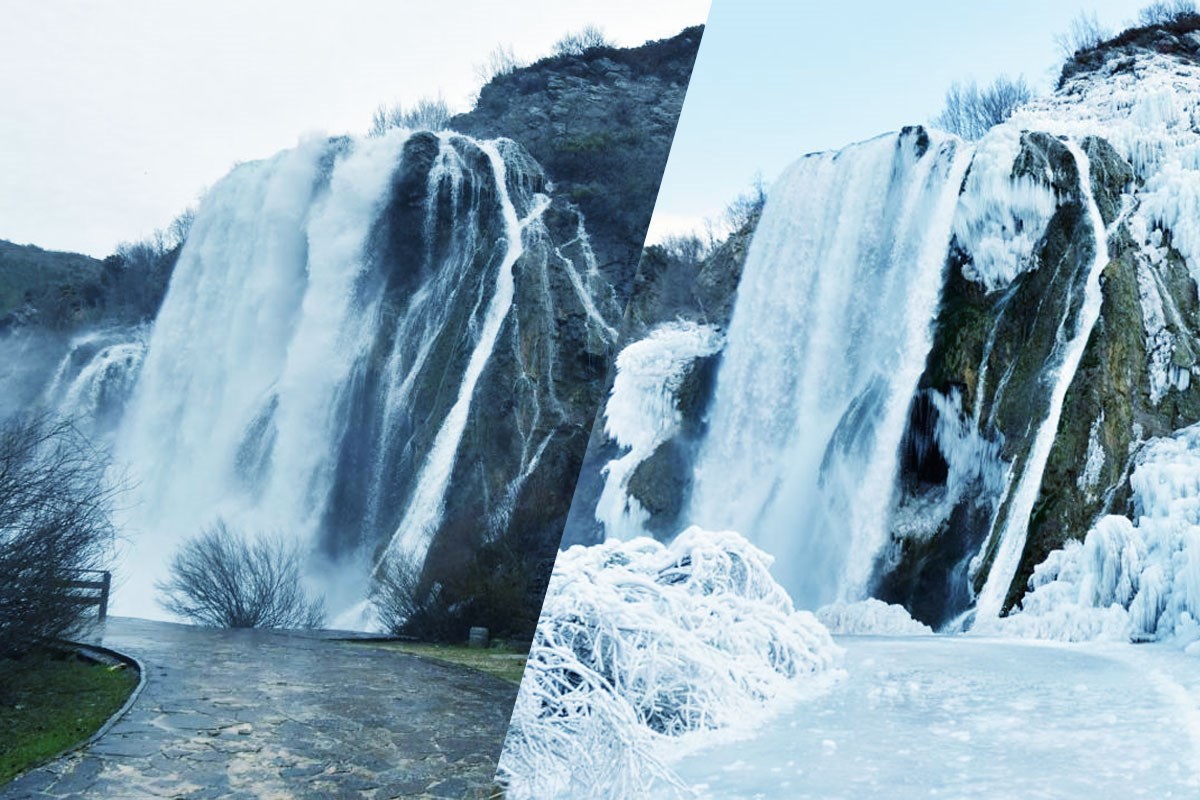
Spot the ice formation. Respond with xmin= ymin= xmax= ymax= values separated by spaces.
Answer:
xmin=816 ymin=599 xmax=934 ymax=636
xmin=915 ymin=387 xmax=1007 ymax=534
xmin=973 ymin=139 xmax=1113 ymax=622
xmin=1009 ymin=51 xmax=1200 ymax=403
xmin=498 ymin=527 xmax=840 ymax=799
xmin=595 ymin=321 xmax=723 ymax=540
xmin=952 ymin=126 xmax=1057 ymax=292
xmin=687 ymin=129 xmax=970 ymax=607
xmin=1000 ymin=423 xmax=1200 ymax=650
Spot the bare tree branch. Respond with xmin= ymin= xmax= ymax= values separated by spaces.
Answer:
xmin=0 ymin=412 xmax=118 ymax=657
xmin=157 ymin=521 xmax=325 ymax=629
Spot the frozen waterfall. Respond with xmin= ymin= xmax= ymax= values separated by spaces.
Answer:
xmin=686 ymin=129 xmax=969 ymax=608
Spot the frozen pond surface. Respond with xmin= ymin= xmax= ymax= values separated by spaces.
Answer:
xmin=674 ymin=635 xmax=1200 ymax=799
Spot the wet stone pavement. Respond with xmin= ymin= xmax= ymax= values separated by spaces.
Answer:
xmin=3 ymin=618 xmax=517 ymax=799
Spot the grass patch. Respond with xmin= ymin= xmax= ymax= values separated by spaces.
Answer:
xmin=0 ymin=650 xmax=137 ymax=784
xmin=357 ymin=641 xmax=529 ymax=685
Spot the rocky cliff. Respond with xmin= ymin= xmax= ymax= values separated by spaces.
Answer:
xmin=882 ymin=24 xmax=1200 ymax=627
xmin=0 ymin=28 xmax=702 ymax=638
xmin=452 ymin=26 xmax=703 ymax=299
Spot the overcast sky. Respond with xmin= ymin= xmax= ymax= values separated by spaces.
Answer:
xmin=0 ymin=0 xmax=709 ymax=257
xmin=648 ymin=0 xmax=1157 ymax=242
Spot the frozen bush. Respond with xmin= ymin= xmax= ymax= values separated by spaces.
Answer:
xmin=499 ymin=528 xmax=840 ymax=798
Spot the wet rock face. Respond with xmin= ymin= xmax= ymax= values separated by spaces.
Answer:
xmin=319 ymin=133 xmax=517 ymax=560
xmin=422 ymin=190 xmax=624 ymax=600
xmin=290 ymin=130 xmax=629 ymax=638
xmin=452 ymin=26 xmax=703 ymax=301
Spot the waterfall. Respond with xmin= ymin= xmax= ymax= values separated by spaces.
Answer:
xmin=973 ymin=139 xmax=1113 ymax=621
xmin=381 ymin=142 xmax=548 ymax=567
xmin=92 ymin=129 xmax=556 ymax=620
xmin=43 ymin=328 xmax=148 ymax=435
xmin=686 ymin=129 xmax=970 ymax=608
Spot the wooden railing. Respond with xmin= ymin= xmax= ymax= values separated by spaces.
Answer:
xmin=61 ymin=569 xmax=112 ymax=621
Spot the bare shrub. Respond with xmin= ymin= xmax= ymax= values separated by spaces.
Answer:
xmin=167 ymin=206 xmax=197 ymax=249
xmin=157 ymin=521 xmax=325 ymax=629
xmin=934 ymin=75 xmax=1033 ymax=140
xmin=656 ymin=233 xmax=710 ymax=267
xmin=371 ymin=556 xmax=429 ymax=635
xmin=372 ymin=540 xmax=539 ymax=642
xmin=102 ymin=228 xmax=179 ymax=322
xmin=368 ymin=94 xmax=452 ymax=137
xmin=1055 ymin=11 xmax=1111 ymax=59
xmin=0 ymin=413 xmax=117 ymax=657
xmin=474 ymin=44 xmax=524 ymax=85
xmin=724 ymin=174 xmax=767 ymax=232
xmin=1139 ymin=0 xmax=1198 ymax=25
xmin=553 ymin=24 xmax=612 ymax=57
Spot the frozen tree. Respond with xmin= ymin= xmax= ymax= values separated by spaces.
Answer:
xmin=499 ymin=529 xmax=839 ymax=798
xmin=933 ymin=75 xmax=1033 ymax=140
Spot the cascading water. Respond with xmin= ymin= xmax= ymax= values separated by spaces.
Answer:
xmin=381 ymin=142 xmax=547 ymax=567
xmin=63 ymin=127 xmax=573 ymax=621
xmin=42 ymin=328 xmax=148 ymax=436
xmin=685 ymin=129 xmax=970 ymax=608
xmin=973 ymin=139 xmax=1113 ymax=622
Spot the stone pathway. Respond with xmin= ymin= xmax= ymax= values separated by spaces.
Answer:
xmin=3 ymin=618 xmax=517 ymax=799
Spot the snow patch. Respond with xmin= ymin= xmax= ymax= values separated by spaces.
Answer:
xmin=816 ymin=599 xmax=933 ymax=636
xmin=498 ymin=527 xmax=840 ymax=799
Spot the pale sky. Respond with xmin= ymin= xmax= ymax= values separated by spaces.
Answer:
xmin=0 ymin=0 xmax=710 ymax=257
xmin=648 ymin=0 xmax=1158 ymax=243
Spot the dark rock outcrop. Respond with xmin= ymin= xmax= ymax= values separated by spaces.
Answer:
xmin=451 ymin=26 xmax=703 ymax=300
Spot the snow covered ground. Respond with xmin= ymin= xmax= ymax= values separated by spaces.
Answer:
xmin=673 ymin=635 xmax=1200 ymax=799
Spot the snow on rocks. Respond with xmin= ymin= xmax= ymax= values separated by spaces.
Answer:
xmin=1014 ymin=50 xmax=1200 ymax=288
xmin=498 ymin=527 xmax=840 ymax=799
xmin=952 ymin=125 xmax=1057 ymax=293
xmin=595 ymin=321 xmax=723 ymax=540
